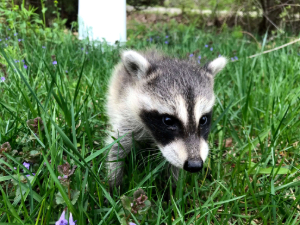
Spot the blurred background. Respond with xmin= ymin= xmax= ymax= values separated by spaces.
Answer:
xmin=1 ymin=0 xmax=300 ymax=36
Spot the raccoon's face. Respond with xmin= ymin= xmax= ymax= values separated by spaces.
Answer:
xmin=122 ymin=50 xmax=227 ymax=173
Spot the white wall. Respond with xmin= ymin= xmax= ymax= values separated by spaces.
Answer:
xmin=78 ymin=0 xmax=126 ymax=44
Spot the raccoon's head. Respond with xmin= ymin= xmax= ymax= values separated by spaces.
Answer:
xmin=122 ymin=50 xmax=227 ymax=173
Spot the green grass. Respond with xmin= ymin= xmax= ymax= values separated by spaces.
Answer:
xmin=0 ymin=22 xmax=300 ymax=225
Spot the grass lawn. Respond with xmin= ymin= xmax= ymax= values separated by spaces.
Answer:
xmin=0 ymin=22 xmax=300 ymax=224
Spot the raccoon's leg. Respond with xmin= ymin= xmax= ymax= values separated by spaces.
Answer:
xmin=106 ymin=130 xmax=133 ymax=192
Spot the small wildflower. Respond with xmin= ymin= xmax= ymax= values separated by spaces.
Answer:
xmin=231 ymin=57 xmax=234 ymax=61
xmin=5 ymin=38 xmax=8 ymax=40
xmin=210 ymin=47 xmax=213 ymax=51
xmin=86 ymin=52 xmax=88 ymax=54
xmin=14 ymin=167 xmax=17 ymax=170
xmin=23 ymin=162 xmax=30 ymax=170
xmin=1 ymin=77 xmax=5 ymax=82
xmin=129 ymin=223 xmax=136 ymax=225
xmin=42 ymin=46 xmax=46 ymax=49
xmin=65 ymin=70 xmax=68 ymax=73
xmin=234 ymin=56 xmax=238 ymax=60
xmin=24 ymin=65 xmax=28 ymax=69
xmin=53 ymin=61 xmax=57 ymax=65
xmin=14 ymin=33 xmax=18 ymax=36
xmin=205 ymin=44 xmax=208 ymax=48
xmin=69 ymin=213 xmax=76 ymax=225
xmin=198 ymin=55 xmax=201 ymax=59
xmin=55 ymin=211 xmax=68 ymax=225
xmin=165 ymin=35 xmax=169 ymax=38
xmin=218 ymin=54 xmax=222 ymax=57
xmin=81 ymin=48 xmax=84 ymax=50
xmin=0 ymin=39 xmax=1 ymax=41
xmin=148 ymin=37 xmax=153 ymax=42
xmin=8 ymin=28 xmax=11 ymax=30
xmin=22 ymin=59 xmax=25 ymax=63
xmin=164 ymin=41 xmax=168 ymax=44
xmin=189 ymin=54 xmax=194 ymax=57
xmin=197 ymin=60 xmax=201 ymax=64
xmin=18 ymin=39 xmax=21 ymax=42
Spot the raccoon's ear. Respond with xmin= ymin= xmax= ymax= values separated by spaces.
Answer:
xmin=121 ymin=50 xmax=150 ymax=79
xmin=207 ymin=56 xmax=227 ymax=77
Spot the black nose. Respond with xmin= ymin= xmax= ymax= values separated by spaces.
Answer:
xmin=183 ymin=160 xmax=203 ymax=173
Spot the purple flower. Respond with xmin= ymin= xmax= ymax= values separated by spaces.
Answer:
xmin=55 ymin=211 xmax=68 ymax=225
xmin=210 ymin=47 xmax=213 ymax=51
xmin=14 ymin=33 xmax=18 ymax=36
xmin=42 ymin=46 xmax=46 ymax=49
xmin=5 ymin=38 xmax=7 ymax=40
xmin=129 ymin=223 xmax=136 ymax=225
xmin=205 ymin=44 xmax=208 ymax=48
xmin=65 ymin=70 xmax=68 ymax=73
xmin=164 ymin=41 xmax=168 ymax=44
xmin=0 ymin=39 xmax=2 ymax=41
xmin=18 ymin=39 xmax=21 ymax=42
xmin=55 ymin=211 xmax=76 ymax=225
xmin=231 ymin=57 xmax=234 ymax=61
xmin=69 ymin=213 xmax=76 ymax=225
xmin=27 ymin=173 xmax=35 ymax=177
xmin=22 ymin=59 xmax=25 ymax=63
xmin=1 ymin=77 xmax=5 ymax=82
xmin=86 ymin=52 xmax=88 ymax=54
xmin=234 ymin=56 xmax=238 ymax=60
xmin=198 ymin=55 xmax=201 ymax=59
xmin=24 ymin=65 xmax=28 ymax=69
xmin=53 ymin=61 xmax=57 ymax=65
xmin=8 ymin=28 xmax=11 ymax=30
xmin=189 ymin=54 xmax=194 ymax=57
xmin=14 ymin=167 xmax=17 ymax=170
xmin=81 ymin=48 xmax=84 ymax=50
xmin=165 ymin=35 xmax=169 ymax=38
xmin=148 ymin=37 xmax=153 ymax=42
xmin=23 ymin=162 xmax=30 ymax=170
xmin=197 ymin=60 xmax=201 ymax=64
xmin=218 ymin=54 xmax=222 ymax=57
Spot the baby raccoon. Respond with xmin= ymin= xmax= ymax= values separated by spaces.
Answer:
xmin=106 ymin=50 xmax=227 ymax=188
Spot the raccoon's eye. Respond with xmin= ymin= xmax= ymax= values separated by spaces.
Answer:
xmin=200 ymin=116 xmax=208 ymax=126
xmin=162 ymin=116 xmax=176 ymax=127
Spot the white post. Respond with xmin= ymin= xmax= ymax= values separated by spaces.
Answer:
xmin=78 ymin=0 xmax=127 ymax=45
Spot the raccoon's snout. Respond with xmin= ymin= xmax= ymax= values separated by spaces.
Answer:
xmin=183 ymin=160 xmax=203 ymax=173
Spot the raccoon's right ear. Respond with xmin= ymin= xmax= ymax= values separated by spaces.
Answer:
xmin=121 ymin=50 xmax=151 ymax=79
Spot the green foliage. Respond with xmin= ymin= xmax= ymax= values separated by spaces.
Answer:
xmin=0 ymin=19 xmax=300 ymax=224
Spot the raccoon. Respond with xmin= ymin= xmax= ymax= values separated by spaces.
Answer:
xmin=106 ymin=50 xmax=227 ymax=189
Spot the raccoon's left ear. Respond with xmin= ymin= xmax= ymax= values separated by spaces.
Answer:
xmin=207 ymin=56 xmax=228 ymax=77
xmin=121 ymin=50 xmax=150 ymax=79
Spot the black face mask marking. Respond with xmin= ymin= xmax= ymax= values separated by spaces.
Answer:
xmin=139 ymin=110 xmax=184 ymax=146
xmin=198 ymin=111 xmax=212 ymax=140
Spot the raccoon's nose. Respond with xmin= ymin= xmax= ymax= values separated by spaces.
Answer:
xmin=183 ymin=160 xmax=203 ymax=173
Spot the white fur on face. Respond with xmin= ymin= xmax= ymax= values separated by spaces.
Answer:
xmin=200 ymin=139 xmax=209 ymax=162
xmin=158 ymin=141 xmax=188 ymax=168
xmin=194 ymin=96 xmax=215 ymax=127
xmin=175 ymin=95 xmax=188 ymax=126
xmin=128 ymin=89 xmax=175 ymax=116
